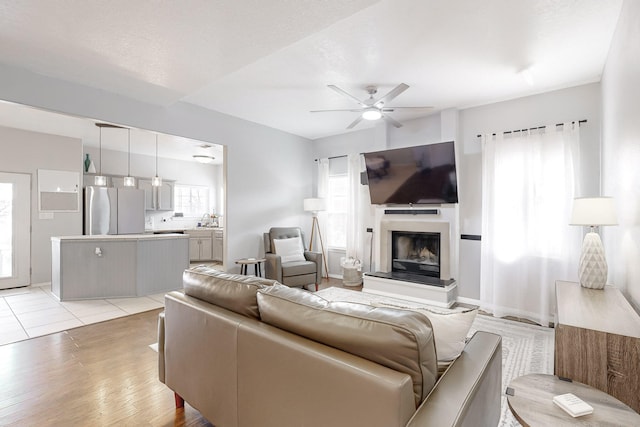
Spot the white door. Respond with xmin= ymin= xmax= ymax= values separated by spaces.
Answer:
xmin=0 ymin=172 xmax=31 ymax=289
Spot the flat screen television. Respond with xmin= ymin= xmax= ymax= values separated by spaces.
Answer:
xmin=363 ymin=141 xmax=458 ymax=205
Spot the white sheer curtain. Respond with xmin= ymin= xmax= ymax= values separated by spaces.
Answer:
xmin=480 ymin=123 xmax=582 ymax=326
xmin=315 ymin=159 xmax=329 ymax=253
xmin=346 ymin=153 xmax=364 ymax=260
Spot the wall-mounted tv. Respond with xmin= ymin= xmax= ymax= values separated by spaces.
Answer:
xmin=363 ymin=141 xmax=458 ymax=205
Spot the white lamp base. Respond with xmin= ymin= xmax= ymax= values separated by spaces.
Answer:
xmin=578 ymin=232 xmax=608 ymax=289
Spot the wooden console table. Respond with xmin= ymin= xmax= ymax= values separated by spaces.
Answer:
xmin=555 ymin=280 xmax=640 ymax=412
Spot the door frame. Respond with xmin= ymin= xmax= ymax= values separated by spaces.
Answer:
xmin=0 ymin=172 xmax=31 ymax=289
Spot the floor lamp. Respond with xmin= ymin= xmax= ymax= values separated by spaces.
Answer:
xmin=304 ymin=198 xmax=329 ymax=279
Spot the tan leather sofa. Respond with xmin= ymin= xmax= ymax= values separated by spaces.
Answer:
xmin=158 ymin=266 xmax=502 ymax=427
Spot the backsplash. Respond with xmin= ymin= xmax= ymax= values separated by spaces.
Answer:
xmin=145 ymin=211 xmax=222 ymax=230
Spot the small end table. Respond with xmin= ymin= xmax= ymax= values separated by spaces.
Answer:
xmin=236 ymin=258 xmax=266 ymax=277
xmin=506 ymin=374 xmax=640 ymax=426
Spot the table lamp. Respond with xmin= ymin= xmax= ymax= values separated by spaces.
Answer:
xmin=570 ymin=197 xmax=617 ymax=289
xmin=304 ymin=198 xmax=329 ymax=279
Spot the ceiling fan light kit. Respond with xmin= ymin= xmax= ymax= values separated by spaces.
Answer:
xmin=311 ymin=83 xmax=432 ymax=129
xmin=362 ymin=107 xmax=382 ymax=121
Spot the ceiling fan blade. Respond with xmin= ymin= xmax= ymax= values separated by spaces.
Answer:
xmin=382 ymin=114 xmax=403 ymax=128
xmin=346 ymin=116 xmax=364 ymax=129
xmin=328 ymin=85 xmax=367 ymax=106
xmin=376 ymin=83 xmax=409 ymax=106
xmin=384 ymin=106 xmax=433 ymax=110
xmin=310 ymin=109 xmax=365 ymax=113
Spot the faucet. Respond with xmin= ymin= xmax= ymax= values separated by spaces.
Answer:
xmin=200 ymin=213 xmax=210 ymax=227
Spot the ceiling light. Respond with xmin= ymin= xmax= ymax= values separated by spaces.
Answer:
xmin=124 ymin=128 xmax=136 ymax=187
xmin=193 ymin=155 xmax=216 ymax=164
xmin=152 ymin=134 xmax=162 ymax=187
xmin=362 ymin=107 xmax=382 ymax=121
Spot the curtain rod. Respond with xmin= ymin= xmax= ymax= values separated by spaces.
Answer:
xmin=476 ymin=119 xmax=587 ymax=138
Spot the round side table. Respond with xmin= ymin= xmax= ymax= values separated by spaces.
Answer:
xmin=507 ymin=374 xmax=640 ymax=426
xmin=235 ymin=258 xmax=266 ymax=277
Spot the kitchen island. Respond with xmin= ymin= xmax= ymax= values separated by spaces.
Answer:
xmin=51 ymin=234 xmax=189 ymax=301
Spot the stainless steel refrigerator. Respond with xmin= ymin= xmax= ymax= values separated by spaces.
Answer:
xmin=84 ymin=186 xmax=145 ymax=235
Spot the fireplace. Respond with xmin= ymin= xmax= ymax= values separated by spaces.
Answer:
xmin=377 ymin=218 xmax=451 ymax=281
xmin=363 ymin=216 xmax=457 ymax=307
xmin=392 ymin=231 xmax=440 ymax=278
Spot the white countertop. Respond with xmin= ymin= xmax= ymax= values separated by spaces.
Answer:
xmin=145 ymin=227 xmax=223 ymax=233
xmin=52 ymin=233 xmax=189 ymax=241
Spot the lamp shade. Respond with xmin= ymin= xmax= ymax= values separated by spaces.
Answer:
xmin=303 ymin=198 xmax=326 ymax=212
xmin=570 ymin=197 xmax=618 ymax=226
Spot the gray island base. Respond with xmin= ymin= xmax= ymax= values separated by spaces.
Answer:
xmin=51 ymin=234 xmax=189 ymax=301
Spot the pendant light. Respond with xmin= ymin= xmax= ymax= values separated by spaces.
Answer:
xmin=94 ymin=124 xmax=107 ymax=186
xmin=152 ymin=134 xmax=162 ymax=187
xmin=123 ymin=128 xmax=136 ymax=187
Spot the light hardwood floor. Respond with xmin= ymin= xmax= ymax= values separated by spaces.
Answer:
xmin=0 ymin=276 xmax=350 ymax=426
xmin=0 ymin=308 xmax=212 ymax=426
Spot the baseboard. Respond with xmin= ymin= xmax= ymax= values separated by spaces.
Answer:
xmin=456 ymin=296 xmax=481 ymax=306
xmin=31 ymin=281 xmax=52 ymax=288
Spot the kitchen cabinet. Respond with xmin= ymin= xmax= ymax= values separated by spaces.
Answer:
xmin=51 ymin=234 xmax=189 ymax=300
xmin=139 ymin=179 xmax=175 ymax=211
xmin=188 ymin=229 xmax=214 ymax=261
xmin=213 ymin=229 xmax=223 ymax=261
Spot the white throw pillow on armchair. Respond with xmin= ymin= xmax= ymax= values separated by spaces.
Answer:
xmin=273 ymin=237 xmax=306 ymax=263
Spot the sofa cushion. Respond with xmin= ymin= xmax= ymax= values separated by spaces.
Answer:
xmin=257 ymin=285 xmax=438 ymax=406
xmin=371 ymin=302 xmax=478 ymax=362
xmin=183 ymin=266 xmax=277 ymax=319
xmin=281 ymin=260 xmax=316 ymax=276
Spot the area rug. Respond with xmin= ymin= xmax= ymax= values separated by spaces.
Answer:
xmin=315 ymin=287 xmax=554 ymax=426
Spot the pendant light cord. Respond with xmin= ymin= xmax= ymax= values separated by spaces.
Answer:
xmin=127 ymin=128 xmax=131 ymax=176
xmin=99 ymin=126 xmax=102 ymax=175
xmin=155 ymin=135 xmax=158 ymax=176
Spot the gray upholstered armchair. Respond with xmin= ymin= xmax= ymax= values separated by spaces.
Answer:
xmin=263 ymin=227 xmax=322 ymax=290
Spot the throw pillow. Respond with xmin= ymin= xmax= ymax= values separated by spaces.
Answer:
xmin=372 ymin=302 xmax=477 ymax=362
xmin=272 ymin=236 xmax=306 ymax=263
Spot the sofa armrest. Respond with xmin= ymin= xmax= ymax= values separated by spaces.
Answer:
xmin=406 ymin=331 xmax=502 ymax=427
xmin=304 ymin=250 xmax=322 ymax=284
xmin=265 ymin=253 xmax=283 ymax=282
xmin=157 ymin=311 xmax=166 ymax=384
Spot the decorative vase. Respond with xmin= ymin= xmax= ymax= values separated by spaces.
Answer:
xmin=578 ymin=232 xmax=607 ymax=289
xmin=84 ymin=154 xmax=91 ymax=173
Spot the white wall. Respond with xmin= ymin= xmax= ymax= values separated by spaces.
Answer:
xmin=0 ymin=125 xmax=83 ymax=283
xmin=601 ymin=0 xmax=640 ymax=310
xmin=0 ymin=64 xmax=314 ymax=274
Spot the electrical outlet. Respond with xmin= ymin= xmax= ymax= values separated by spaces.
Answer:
xmin=366 ymin=227 xmax=373 ymax=233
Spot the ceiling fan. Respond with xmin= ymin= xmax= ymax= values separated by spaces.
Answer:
xmin=311 ymin=83 xmax=432 ymax=129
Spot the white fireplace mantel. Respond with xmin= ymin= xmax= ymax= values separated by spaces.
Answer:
xmin=379 ymin=217 xmax=451 ymax=280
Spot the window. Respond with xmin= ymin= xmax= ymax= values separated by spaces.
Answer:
xmin=174 ymin=184 xmax=210 ymax=217
xmin=326 ymin=157 xmax=348 ymax=249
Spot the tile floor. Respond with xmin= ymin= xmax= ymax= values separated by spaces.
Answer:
xmin=0 ymin=283 xmax=166 ymax=346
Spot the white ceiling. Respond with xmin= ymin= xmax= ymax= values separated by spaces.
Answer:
xmin=0 ymin=0 xmax=624 ymax=144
